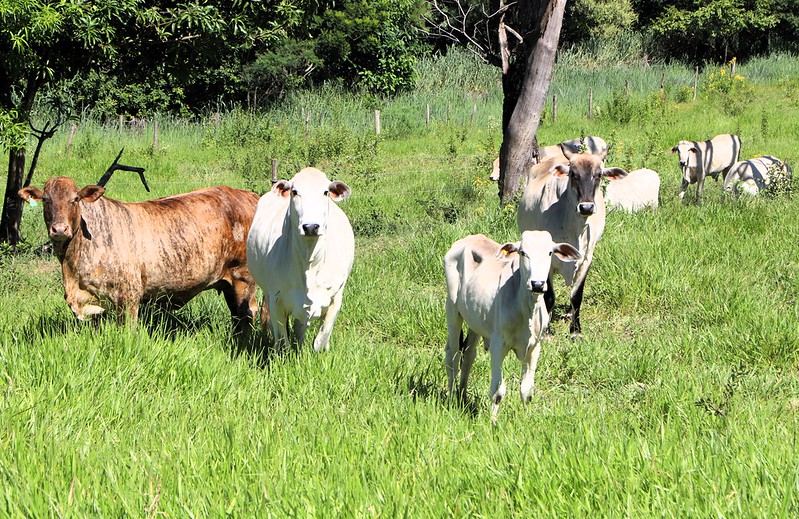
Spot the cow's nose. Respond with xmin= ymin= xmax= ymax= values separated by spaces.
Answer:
xmin=50 ymin=223 xmax=71 ymax=240
xmin=302 ymin=223 xmax=320 ymax=236
xmin=577 ymin=203 xmax=595 ymax=216
xmin=530 ymin=280 xmax=546 ymax=293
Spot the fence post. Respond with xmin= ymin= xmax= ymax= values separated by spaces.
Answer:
xmin=625 ymin=79 xmax=630 ymax=97
xmin=374 ymin=109 xmax=381 ymax=135
xmin=552 ymin=94 xmax=558 ymax=124
xmin=153 ymin=120 xmax=159 ymax=152
xmin=67 ymin=124 xmax=77 ymax=154
xmin=660 ymin=72 xmax=665 ymax=91
xmin=118 ymin=115 xmax=124 ymax=131
xmin=425 ymin=104 xmax=430 ymax=128
xmin=693 ymin=66 xmax=699 ymax=101
xmin=588 ymin=88 xmax=593 ymax=119
xmin=271 ymin=159 xmax=278 ymax=184
xmin=470 ymin=104 xmax=477 ymax=127
xmin=305 ymin=111 xmax=310 ymax=140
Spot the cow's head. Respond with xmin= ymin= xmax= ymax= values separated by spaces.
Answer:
xmin=273 ymin=167 xmax=350 ymax=237
xmin=19 ymin=177 xmax=105 ymax=242
xmin=671 ymin=141 xmax=700 ymax=171
xmin=498 ymin=231 xmax=581 ymax=294
xmin=552 ymin=153 xmax=626 ymax=217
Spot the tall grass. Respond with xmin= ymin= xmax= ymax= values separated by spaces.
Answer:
xmin=2 ymin=51 xmax=799 ymax=515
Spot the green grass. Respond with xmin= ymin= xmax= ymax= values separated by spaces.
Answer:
xmin=2 ymin=51 xmax=799 ymax=515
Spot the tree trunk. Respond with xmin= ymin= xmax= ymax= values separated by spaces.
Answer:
xmin=0 ymin=75 xmax=39 ymax=249
xmin=498 ymin=0 xmax=567 ymax=204
xmin=0 ymin=148 xmax=26 ymax=249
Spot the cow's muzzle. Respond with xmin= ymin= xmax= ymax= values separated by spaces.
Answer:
xmin=577 ymin=202 xmax=595 ymax=216
xmin=530 ymin=280 xmax=547 ymax=294
xmin=301 ymin=223 xmax=320 ymax=236
xmin=49 ymin=223 xmax=72 ymax=241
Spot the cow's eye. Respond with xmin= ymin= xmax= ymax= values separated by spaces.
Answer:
xmin=72 ymin=196 xmax=80 ymax=203
xmin=549 ymin=251 xmax=553 ymax=256
xmin=42 ymin=197 xmax=51 ymax=204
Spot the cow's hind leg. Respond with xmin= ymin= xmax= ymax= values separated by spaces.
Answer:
xmin=445 ymin=299 xmax=464 ymax=400
xmin=457 ymin=331 xmax=480 ymax=402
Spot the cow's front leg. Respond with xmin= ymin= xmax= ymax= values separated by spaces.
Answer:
xmin=489 ymin=338 xmax=507 ymax=423
xmin=269 ymin=296 xmax=290 ymax=349
xmin=695 ymin=173 xmax=706 ymax=202
xmin=520 ymin=338 xmax=542 ymax=403
xmin=312 ymin=290 xmax=343 ymax=352
xmin=292 ymin=318 xmax=308 ymax=350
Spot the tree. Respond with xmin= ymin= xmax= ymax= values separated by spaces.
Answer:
xmin=642 ymin=0 xmax=778 ymax=63
xmin=426 ymin=0 xmax=567 ymax=204
xmin=0 ymin=0 xmax=302 ymax=248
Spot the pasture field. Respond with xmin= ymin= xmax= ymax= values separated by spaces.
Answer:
xmin=2 ymin=51 xmax=799 ymax=516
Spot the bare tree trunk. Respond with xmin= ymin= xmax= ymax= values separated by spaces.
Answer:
xmin=0 ymin=148 xmax=26 ymax=249
xmin=498 ymin=0 xmax=566 ymax=204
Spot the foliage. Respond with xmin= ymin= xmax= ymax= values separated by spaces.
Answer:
xmin=243 ymin=39 xmax=323 ymax=103
xmin=562 ymin=0 xmax=638 ymax=45
xmin=311 ymin=0 xmax=427 ymax=96
xmin=647 ymin=0 xmax=778 ymax=63
xmin=0 ymin=110 xmax=27 ymax=150
xmin=702 ymin=59 xmax=755 ymax=116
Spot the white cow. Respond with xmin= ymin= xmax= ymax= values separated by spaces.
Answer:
xmin=671 ymin=133 xmax=741 ymax=201
xmin=489 ymin=136 xmax=608 ymax=181
xmin=723 ymin=155 xmax=792 ymax=196
xmin=246 ymin=167 xmax=355 ymax=351
xmin=517 ymin=151 xmax=628 ymax=335
xmin=444 ymin=231 xmax=580 ymax=420
xmin=605 ymin=168 xmax=660 ymax=212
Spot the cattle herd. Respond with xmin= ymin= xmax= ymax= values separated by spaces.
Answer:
xmin=17 ymin=133 xmax=792 ymax=420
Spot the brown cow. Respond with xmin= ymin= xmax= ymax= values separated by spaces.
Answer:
xmin=19 ymin=177 xmax=259 ymax=334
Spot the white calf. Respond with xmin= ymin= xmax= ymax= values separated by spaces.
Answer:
xmin=444 ymin=231 xmax=580 ymax=420
xmin=246 ymin=167 xmax=355 ymax=351
xmin=605 ymin=168 xmax=660 ymax=212
xmin=671 ymin=133 xmax=741 ymax=201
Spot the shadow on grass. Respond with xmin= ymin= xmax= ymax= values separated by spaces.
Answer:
xmin=391 ymin=360 xmax=481 ymax=418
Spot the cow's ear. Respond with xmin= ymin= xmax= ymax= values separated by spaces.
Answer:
xmin=689 ymin=146 xmax=699 ymax=153
xmin=18 ymin=186 xmax=43 ymax=202
xmin=272 ymin=180 xmax=291 ymax=198
xmin=553 ymin=243 xmax=581 ymax=262
xmin=551 ymin=163 xmax=570 ymax=177
xmin=328 ymin=181 xmax=351 ymax=201
xmin=78 ymin=185 xmax=105 ymax=203
xmin=496 ymin=242 xmax=520 ymax=259
xmin=670 ymin=146 xmax=678 ymax=154
xmin=603 ymin=167 xmax=628 ymax=181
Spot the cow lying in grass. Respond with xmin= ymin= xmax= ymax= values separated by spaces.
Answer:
xmin=444 ymin=231 xmax=580 ymax=421
xmin=723 ymin=155 xmax=792 ymax=196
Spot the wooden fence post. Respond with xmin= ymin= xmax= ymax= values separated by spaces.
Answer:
xmin=660 ymin=72 xmax=665 ymax=91
xmin=425 ymin=104 xmax=430 ymax=128
xmin=588 ymin=88 xmax=593 ymax=119
xmin=118 ymin=115 xmax=124 ymax=131
xmin=693 ymin=66 xmax=699 ymax=101
xmin=67 ymin=124 xmax=77 ymax=154
xmin=153 ymin=121 xmax=159 ymax=152
xmin=470 ymin=104 xmax=477 ymax=127
xmin=374 ymin=109 xmax=381 ymax=135
xmin=305 ymin=111 xmax=310 ymax=140
xmin=552 ymin=94 xmax=558 ymax=124
xmin=625 ymin=80 xmax=630 ymax=97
